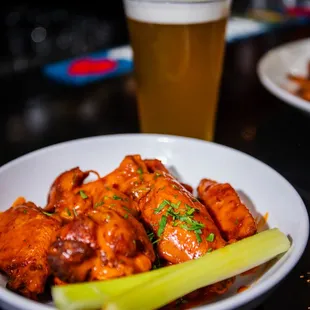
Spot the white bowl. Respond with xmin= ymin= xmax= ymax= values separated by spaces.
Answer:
xmin=258 ymin=37 xmax=310 ymax=114
xmin=0 ymin=134 xmax=308 ymax=310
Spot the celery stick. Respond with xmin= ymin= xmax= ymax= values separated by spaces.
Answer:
xmin=104 ymin=228 xmax=290 ymax=310
xmin=53 ymin=259 xmax=177 ymax=310
xmin=53 ymin=229 xmax=290 ymax=310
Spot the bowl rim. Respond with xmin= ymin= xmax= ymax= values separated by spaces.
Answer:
xmin=257 ymin=37 xmax=310 ymax=114
xmin=0 ymin=133 xmax=308 ymax=310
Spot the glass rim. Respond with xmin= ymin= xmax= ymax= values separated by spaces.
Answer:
xmin=125 ymin=0 xmax=228 ymax=4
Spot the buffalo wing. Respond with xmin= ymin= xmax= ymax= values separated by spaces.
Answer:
xmin=197 ymin=179 xmax=257 ymax=241
xmin=0 ymin=200 xmax=60 ymax=299
xmin=47 ymin=182 xmax=155 ymax=283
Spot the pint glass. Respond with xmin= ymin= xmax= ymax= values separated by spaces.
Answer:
xmin=124 ymin=0 xmax=231 ymax=140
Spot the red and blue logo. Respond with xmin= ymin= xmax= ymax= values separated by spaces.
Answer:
xmin=43 ymin=46 xmax=133 ymax=86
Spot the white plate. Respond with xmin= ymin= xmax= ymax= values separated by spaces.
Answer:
xmin=258 ymin=37 xmax=310 ymax=114
xmin=0 ymin=134 xmax=308 ymax=310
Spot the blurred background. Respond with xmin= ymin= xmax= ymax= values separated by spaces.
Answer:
xmin=0 ymin=1 xmax=127 ymax=76
xmin=1 ymin=0 xmax=309 ymax=78
xmin=1 ymin=0 xmax=310 ymax=164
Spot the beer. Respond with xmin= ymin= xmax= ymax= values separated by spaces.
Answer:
xmin=124 ymin=0 xmax=231 ymax=140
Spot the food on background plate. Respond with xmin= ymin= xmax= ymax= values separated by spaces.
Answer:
xmin=0 ymin=155 xmax=290 ymax=309
xmin=287 ymin=60 xmax=310 ymax=101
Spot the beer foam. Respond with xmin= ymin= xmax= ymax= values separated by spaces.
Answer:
xmin=124 ymin=0 xmax=231 ymax=24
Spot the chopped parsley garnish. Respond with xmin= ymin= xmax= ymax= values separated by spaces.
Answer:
xmin=124 ymin=213 xmax=129 ymax=219
xmin=79 ymin=190 xmax=88 ymax=199
xmin=195 ymin=231 xmax=202 ymax=243
xmin=172 ymin=184 xmax=179 ymax=190
xmin=148 ymin=231 xmax=155 ymax=242
xmin=43 ymin=211 xmax=53 ymax=217
xmin=65 ymin=208 xmax=71 ymax=216
xmin=137 ymin=167 xmax=143 ymax=175
xmin=113 ymin=195 xmax=123 ymax=201
xmin=181 ymin=221 xmax=205 ymax=231
xmin=147 ymin=231 xmax=160 ymax=244
xmin=154 ymin=199 xmax=170 ymax=214
xmin=158 ymin=186 xmax=166 ymax=191
xmin=122 ymin=205 xmax=132 ymax=213
xmin=158 ymin=215 xmax=167 ymax=237
xmin=73 ymin=208 xmax=78 ymax=217
xmin=180 ymin=217 xmax=204 ymax=243
xmin=94 ymin=201 xmax=104 ymax=208
xmin=154 ymin=198 xmax=205 ymax=243
xmin=147 ymin=231 xmax=156 ymax=243
xmin=192 ymin=198 xmax=198 ymax=202
xmin=235 ymin=218 xmax=239 ymax=225
xmin=104 ymin=196 xmax=109 ymax=200
xmin=206 ymin=233 xmax=215 ymax=242
xmin=207 ymin=248 xmax=213 ymax=253
xmin=154 ymin=172 xmax=162 ymax=180
xmin=185 ymin=206 xmax=196 ymax=216
xmin=154 ymin=199 xmax=205 ymax=243
xmin=171 ymin=201 xmax=181 ymax=209
xmin=166 ymin=207 xmax=180 ymax=221
xmin=23 ymin=209 xmax=27 ymax=214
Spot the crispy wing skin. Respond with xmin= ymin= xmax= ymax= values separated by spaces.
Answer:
xmin=144 ymin=159 xmax=193 ymax=193
xmin=45 ymin=167 xmax=90 ymax=214
xmin=144 ymin=159 xmax=170 ymax=173
xmin=104 ymin=156 xmax=226 ymax=263
xmin=0 ymin=202 xmax=60 ymax=299
xmin=45 ymin=167 xmax=140 ymax=221
xmin=48 ymin=193 xmax=155 ymax=283
xmin=197 ymin=179 xmax=257 ymax=241
xmin=179 ymin=183 xmax=194 ymax=194
xmin=103 ymin=155 xmax=149 ymax=194
xmin=139 ymin=173 xmax=226 ymax=263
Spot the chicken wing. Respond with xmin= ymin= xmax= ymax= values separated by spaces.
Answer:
xmin=0 ymin=201 xmax=60 ymax=299
xmin=197 ymin=179 xmax=257 ymax=242
xmin=48 ymin=192 xmax=155 ymax=283
xmin=103 ymin=155 xmax=226 ymax=263
xmin=45 ymin=167 xmax=139 ymax=221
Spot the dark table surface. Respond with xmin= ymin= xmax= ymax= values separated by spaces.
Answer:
xmin=0 ymin=23 xmax=309 ymax=310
